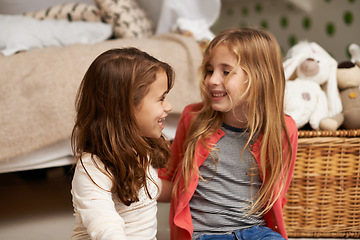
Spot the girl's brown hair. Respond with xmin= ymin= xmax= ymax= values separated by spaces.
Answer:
xmin=173 ymin=27 xmax=293 ymax=215
xmin=71 ymin=48 xmax=174 ymax=206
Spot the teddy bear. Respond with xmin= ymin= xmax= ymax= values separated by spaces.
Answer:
xmin=283 ymin=41 xmax=343 ymax=130
xmin=337 ymin=61 xmax=360 ymax=129
xmin=319 ymin=43 xmax=360 ymax=130
xmin=334 ymin=44 xmax=360 ymax=129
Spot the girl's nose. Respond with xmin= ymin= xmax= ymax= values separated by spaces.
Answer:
xmin=164 ymin=98 xmax=172 ymax=113
xmin=207 ymin=72 xmax=221 ymax=85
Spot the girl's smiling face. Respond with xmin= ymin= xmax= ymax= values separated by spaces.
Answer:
xmin=204 ymin=45 xmax=249 ymax=127
xmin=134 ymin=70 xmax=172 ymax=138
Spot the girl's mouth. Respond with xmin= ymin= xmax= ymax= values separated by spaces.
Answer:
xmin=212 ymin=92 xmax=226 ymax=97
xmin=211 ymin=91 xmax=227 ymax=100
xmin=158 ymin=117 xmax=166 ymax=129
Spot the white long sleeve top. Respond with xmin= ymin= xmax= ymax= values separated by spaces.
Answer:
xmin=71 ymin=153 xmax=161 ymax=240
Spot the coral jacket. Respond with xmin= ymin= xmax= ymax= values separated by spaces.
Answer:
xmin=159 ymin=103 xmax=298 ymax=240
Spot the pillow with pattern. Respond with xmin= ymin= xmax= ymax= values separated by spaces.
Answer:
xmin=23 ymin=2 xmax=102 ymax=22
xmin=95 ymin=0 xmax=154 ymax=38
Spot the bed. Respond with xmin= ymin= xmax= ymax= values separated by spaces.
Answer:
xmin=0 ymin=0 xmax=221 ymax=173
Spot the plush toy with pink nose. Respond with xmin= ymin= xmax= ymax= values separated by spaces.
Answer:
xmin=283 ymin=41 xmax=343 ymax=130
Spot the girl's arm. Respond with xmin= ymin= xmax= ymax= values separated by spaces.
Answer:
xmin=71 ymin=157 xmax=129 ymax=240
xmin=157 ymin=179 xmax=173 ymax=202
xmin=157 ymin=104 xmax=201 ymax=201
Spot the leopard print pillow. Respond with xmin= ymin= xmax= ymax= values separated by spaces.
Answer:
xmin=24 ymin=2 xmax=102 ymax=22
xmin=95 ymin=0 xmax=154 ymax=38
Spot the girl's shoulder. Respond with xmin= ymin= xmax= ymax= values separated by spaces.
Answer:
xmin=76 ymin=153 xmax=107 ymax=175
xmin=183 ymin=102 xmax=203 ymax=114
xmin=78 ymin=152 xmax=101 ymax=165
xmin=73 ymin=153 xmax=113 ymax=191
xmin=177 ymin=102 xmax=204 ymax=131
xmin=181 ymin=102 xmax=203 ymax=120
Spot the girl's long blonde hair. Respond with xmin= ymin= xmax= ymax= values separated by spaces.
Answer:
xmin=173 ymin=27 xmax=293 ymax=215
xmin=72 ymin=48 xmax=174 ymax=206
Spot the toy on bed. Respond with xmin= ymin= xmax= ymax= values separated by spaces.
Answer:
xmin=283 ymin=41 xmax=343 ymax=130
xmin=335 ymin=43 xmax=360 ymax=129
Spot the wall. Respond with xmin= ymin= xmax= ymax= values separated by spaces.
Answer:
xmin=212 ymin=0 xmax=360 ymax=62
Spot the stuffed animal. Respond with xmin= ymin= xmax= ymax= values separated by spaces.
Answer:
xmin=283 ymin=41 xmax=343 ymax=130
xmin=321 ymin=43 xmax=360 ymax=130
xmin=337 ymin=62 xmax=360 ymax=129
xmin=350 ymin=43 xmax=360 ymax=63
xmin=335 ymin=44 xmax=360 ymax=129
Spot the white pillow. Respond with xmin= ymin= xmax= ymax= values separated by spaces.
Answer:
xmin=0 ymin=14 xmax=113 ymax=56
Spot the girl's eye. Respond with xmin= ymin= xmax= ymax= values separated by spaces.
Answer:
xmin=206 ymin=70 xmax=214 ymax=75
xmin=160 ymin=95 xmax=166 ymax=101
xmin=224 ymin=71 xmax=230 ymax=76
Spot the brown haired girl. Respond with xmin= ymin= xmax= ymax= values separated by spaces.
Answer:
xmin=158 ymin=28 xmax=298 ymax=240
xmin=71 ymin=47 xmax=174 ymax=239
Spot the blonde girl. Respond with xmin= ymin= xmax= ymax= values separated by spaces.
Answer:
xmin=158 ymin=28 xmax=298 ymax=240
xmin=71 ymin=47 xmax=174 ymax=239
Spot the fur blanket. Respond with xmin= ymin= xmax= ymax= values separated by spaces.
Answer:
xmin=0 ymin=33 xmax=202 ymax=162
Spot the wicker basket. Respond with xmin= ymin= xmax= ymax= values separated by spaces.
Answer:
xmin=283 ymin=129 xmax=360 ymax=238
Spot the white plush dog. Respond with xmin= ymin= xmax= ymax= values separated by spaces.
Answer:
xmin=283 ymin=41 xmax=343 ymax=130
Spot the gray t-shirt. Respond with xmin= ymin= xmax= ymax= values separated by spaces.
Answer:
xmin=190 ymin=123 xmax=265 ymax=238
